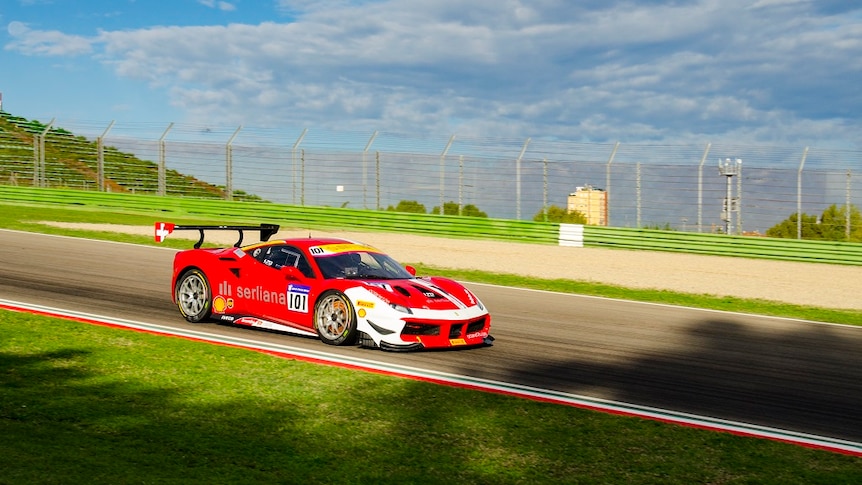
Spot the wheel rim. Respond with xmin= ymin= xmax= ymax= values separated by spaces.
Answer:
xmin=316 ymin=294 xmax=351 ymax=340
xmin=179 ymin=274 xmax=207 ymax=317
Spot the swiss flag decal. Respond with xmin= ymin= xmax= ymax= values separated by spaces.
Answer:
xmin=154 ymin=222 xmax=175 ymax=243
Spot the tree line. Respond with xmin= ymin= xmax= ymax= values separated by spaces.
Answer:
xmin=386 ymin=200 xmax=589 ymax=223
xmin=386 ymin=200 xmax=488 ymax=217
xmin=766 ymin=204 xmax=862 ymax=242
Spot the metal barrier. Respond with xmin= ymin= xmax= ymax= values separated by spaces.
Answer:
xmin=2 ymin=186 xmax=861 ymax=265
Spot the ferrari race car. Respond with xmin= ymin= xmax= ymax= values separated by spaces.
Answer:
xmin=155 ymin=222 xmax=493 ymax=351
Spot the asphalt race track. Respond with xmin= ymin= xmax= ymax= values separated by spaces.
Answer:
xmin=2 ymin=229 xmax=862 ymax=443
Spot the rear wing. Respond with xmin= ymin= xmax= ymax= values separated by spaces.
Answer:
xmin=154 ymin=222 xmax=280 ymax=249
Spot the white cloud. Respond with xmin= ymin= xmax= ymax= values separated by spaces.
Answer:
xmin=198 ymin=0 xmax=237 ymax=11
xmin=4 ymin=1 xmax=862 ymax=146
xmin=5 ymin=21 xmax=93 ymax=56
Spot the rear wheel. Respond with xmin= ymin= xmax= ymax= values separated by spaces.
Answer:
xmin=175 ymin=269 xmax=212 ymax=323
xmin=313 ymin=291 xmax=357 ymax=346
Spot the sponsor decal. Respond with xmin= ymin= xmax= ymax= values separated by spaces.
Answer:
xmin=238 ymin=286 xmax=287 ymax=305
xmin=233 ymin=316 xmax=316 ymax=337
xmin=356 ymin=300 xmax=375 ymax=308
xmin=235 ymin=317 xmax=267 ymax=328
xmin=212 ymin=295 xmax=235 ymax=313
xmin=219 ymin=281 xmax=287 ymax=305
xmin=449 ymin=339 xmax=467 ymax=346
xmin=287 ymin=284 xmax=310 ymax=313
xmin=466 ymin=331 xmax=488 ymax=339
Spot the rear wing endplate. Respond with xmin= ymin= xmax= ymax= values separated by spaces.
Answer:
xmin=154 ymin=222 xmax=280 ymax=249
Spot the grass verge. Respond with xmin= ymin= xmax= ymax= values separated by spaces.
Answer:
xmin=2 ymin=312 xmax=860 ymax=484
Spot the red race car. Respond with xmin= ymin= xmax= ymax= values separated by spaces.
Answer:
xmin=155 ymin=222 xmax=493 ymax=351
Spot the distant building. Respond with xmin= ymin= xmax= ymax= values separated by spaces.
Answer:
xmin=567 ymin=185 xmax=608 ymax=225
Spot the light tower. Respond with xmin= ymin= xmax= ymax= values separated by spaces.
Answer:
xmin=718 ymin=158 xmax=742 ymax=235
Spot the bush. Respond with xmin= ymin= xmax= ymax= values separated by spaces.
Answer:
xmin=533 ymin=205 xmax=587 ymax=224
xmin=430 ymin=201 xmax=487 ymax=217
xmin=386 ymin=200 xmax=426 ymax=214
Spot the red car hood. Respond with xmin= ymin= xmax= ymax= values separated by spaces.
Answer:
xmin=360 ymin=276 xmax=479 ymax=311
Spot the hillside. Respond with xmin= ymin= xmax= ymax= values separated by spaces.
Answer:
xmin=0 ymin=111 xmax=263 ymax=201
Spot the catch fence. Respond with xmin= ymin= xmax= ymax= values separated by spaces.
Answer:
xmin=1 ymin=114 xmax=861 ymax=237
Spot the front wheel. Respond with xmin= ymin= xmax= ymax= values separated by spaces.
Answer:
xmin=313 ymin=291 xmax=357 ymax=346
xmin=175 ymin=269 xmax=212 ymax=323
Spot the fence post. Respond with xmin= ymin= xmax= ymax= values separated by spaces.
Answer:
xmin=301 ymin=148 xmax=306 ymax=206
xmin=697 ymin=142 xmax=711 ymax=232
xmin=225 ymin=125 xmax=242 ymax=201
xmin=439 ymin=135 xmax=455 ymax=215
xmin=362 ymin=130 xmax=378 ymax=209
xmin=97 ymin=120 xmax=115 ymax=192
xmin=636 ymin=162 xmax=642 ymax=228
xmin=458 ymin=155 xmax=464 ymax=216
xmin=515 ymin=137 xmax=531 ymax=220
xmin=32 ymin=128 xmax=38 ymax=186
xmin=34 ymin=118 xmax=54 ymax=188
xmin=542 ymin=158 xmax=548 ymax=222
xmin=846 ymin=169 xmax=852 ymax=241
xmin=376 ymin=151 xmax=381 ymax=210
xmin=158 ymin=122 xmax=173 ymax=196
xmin=796 ymin=146 xmax=809 ymax=239
xmin=292 ymin=128 xmax=307 ymax=205
xmin=604 ymin=142 xmax=620 ymax=226
xmin=737 ymin=158 xmax=743 ymax=234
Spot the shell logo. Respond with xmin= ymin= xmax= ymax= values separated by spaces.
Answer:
xmin=213 ymin=296 xmax=234 ymax=313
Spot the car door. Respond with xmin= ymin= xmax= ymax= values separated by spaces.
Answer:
xmin=243 ymin=244 xmax=317 ymax=328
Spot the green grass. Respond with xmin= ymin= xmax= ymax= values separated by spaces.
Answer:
xmin=1 ymin=201 xmax=862 ymax=482
xmin=2 ymin=312 xmax=860 ymax=484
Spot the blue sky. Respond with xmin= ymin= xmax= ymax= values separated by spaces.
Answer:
xmin=2 ymin=0 xmax=861 ymax=147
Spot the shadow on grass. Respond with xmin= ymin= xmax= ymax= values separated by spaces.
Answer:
xmin=0 ymin=343 xmax=651 ymax=483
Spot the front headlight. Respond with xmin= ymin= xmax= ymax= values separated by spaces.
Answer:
xmin=390 ymin=303 xmax=413 ymax=314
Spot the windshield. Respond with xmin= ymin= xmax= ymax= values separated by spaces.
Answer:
xmin=314 ymin=251 xmax=414 ymax=280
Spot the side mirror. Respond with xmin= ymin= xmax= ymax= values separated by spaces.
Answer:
xmin=282 ymin=266 xmax=304 ymax=281
xmin=405 ymin=265 xmax=416 ymax=276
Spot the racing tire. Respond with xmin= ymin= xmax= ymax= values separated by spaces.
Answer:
xmin=313 ymin=291 xmax=358 ymax=346
xmin=175 ymin=269 xmax=212 ymax=323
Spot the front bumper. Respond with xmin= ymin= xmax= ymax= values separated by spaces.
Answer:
xmin=360 ymin=314 xmax=492 ymax=351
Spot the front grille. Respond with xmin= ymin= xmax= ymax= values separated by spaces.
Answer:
xmin=402 ymin=316 xmax=487 ymax=339
xmin=401 ymin=322 xmax=440 ymax=336
xmin=466 ymin=317 xmax=487 ymax=333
